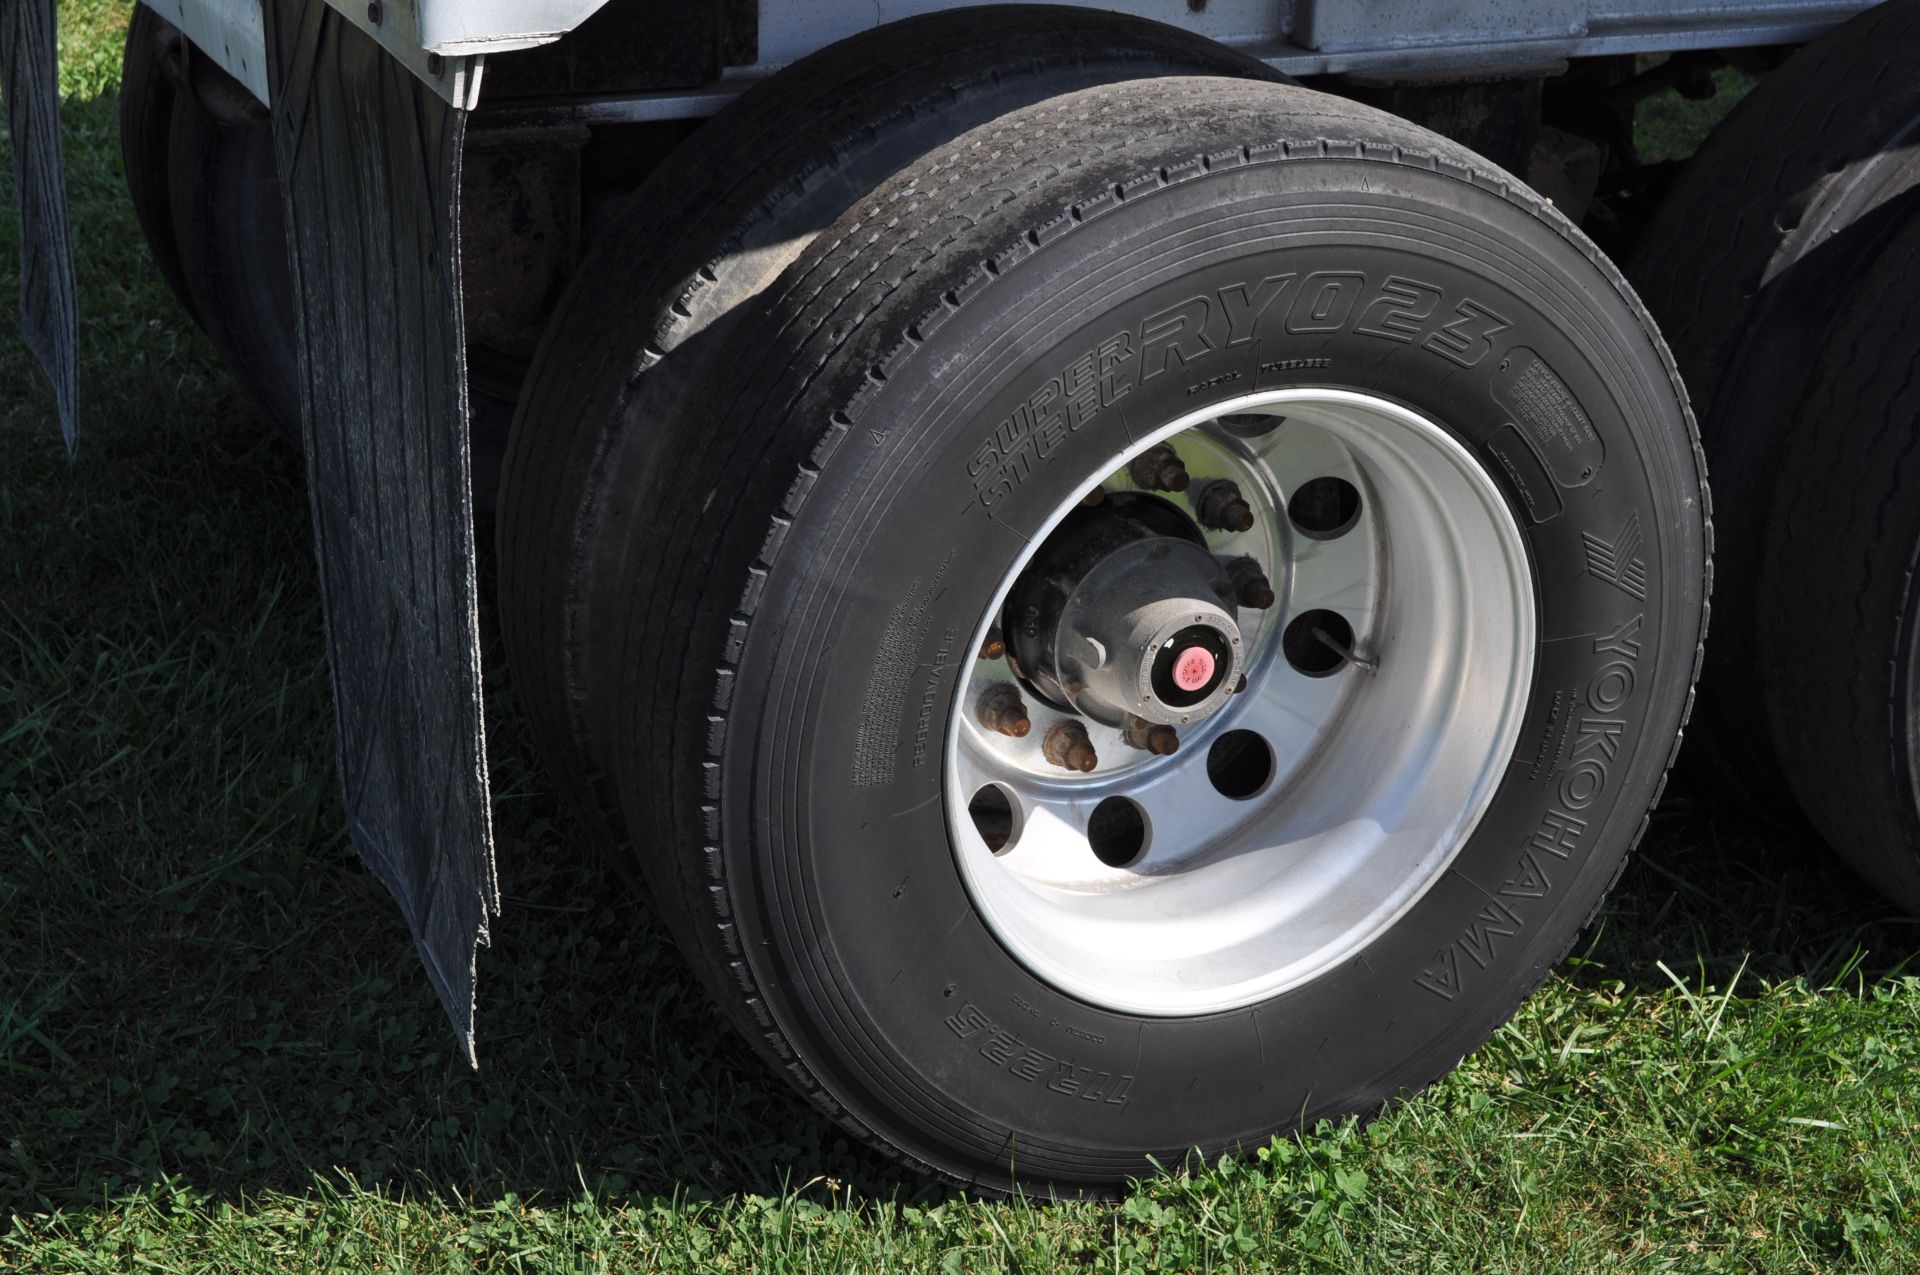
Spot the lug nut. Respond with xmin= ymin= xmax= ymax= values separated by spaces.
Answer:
xmin=1043 ymin=720 xmax=1098 ymax=773
xmin=1197 ymin=479 xmax=1255 ymax=534
xmin=979 ymin=626 xmax=1006 ymax=662
xmin=1122 ymin=715 xmax=1179 ymax=756
xmin=1226 ymin=556 xmax=1275 ymax=609
xmin=1081 ymin=486 xmax=1108 ymax=507
xmin=975 ymin=683 xmax=1030 ymax=737
xmin=1130 ymin=444 xmax=1190 ymax=493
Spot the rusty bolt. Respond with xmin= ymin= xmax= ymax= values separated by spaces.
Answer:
xmin=1122 ymin=715 xmax=1179 ymax=756
xmin=1226 ymin=556 xmax=1275 ymax=609
xmin=1043 ymin=720 xmax=1098 ymax=773
xmin=978 ymin=626 xmax=1006 ymax=662
xmin=1197 ymin=479 xmax=1255 ymax=534
xmin=1081 ymin=486 xmax=1108 ymax=507
xmin=975 ymin=682 xmax=1030 ymax=738
xmin=1129 ymin=443 xmax=1190 ymax=493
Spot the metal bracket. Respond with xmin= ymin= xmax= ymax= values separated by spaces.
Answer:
xmin=143 ymin=0 xmax=274 ymax=103
xmin=323 ymin=0 xmax=485 ymax=108
xmin=143 ymin=0 xmax=486 ymax=108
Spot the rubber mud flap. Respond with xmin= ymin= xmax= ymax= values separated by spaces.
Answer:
xmin=1 ymin=0 xmax=78 ymax=451
xmin=261 ymin=0 xmax=496 ymax=1058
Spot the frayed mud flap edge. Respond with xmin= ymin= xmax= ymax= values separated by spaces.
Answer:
xmin=261 ymin=0 xmax=498 ymax=1064
xmin=1 ymin=0 xmax=79 ymax=451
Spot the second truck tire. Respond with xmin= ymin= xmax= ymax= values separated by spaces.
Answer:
xmin=1756 ymin=213 xmax=1920 ymax=911
xmin=1629 ymin=0 xmax=1920 ymax=820
xmin=496 ymin=7 xmax=1282 ymax=874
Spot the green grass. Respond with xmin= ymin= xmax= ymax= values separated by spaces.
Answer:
xmin=1636 ymin=65 xmax=1755 ymax=164
xmin=3 ymin=10 xmax=1917 ymax=1270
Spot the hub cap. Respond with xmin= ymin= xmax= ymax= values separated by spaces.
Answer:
xmin=1004 ymin=491 xmax=1245 ymax=729
xmin=946 ymin=389 xmax=1535 ymax=1015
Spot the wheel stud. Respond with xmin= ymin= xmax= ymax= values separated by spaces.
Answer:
xmin=979 ymin=626 xmax=1006 ymax=661
xmin=1123 ymin=715 xmax=1179 ymax=756
xmin=1197 ymin=479 xmax=1255 ymax=533
xmin=975 ymin=683 xmax=1030 ymax=737
xmin=1225 ymin=556 xmax=1275 ymax=609
xmin=1129 ymin=444 xmax=1190 ymax=493
xmin=1043 ymin=720 xmax=1099 ymax=772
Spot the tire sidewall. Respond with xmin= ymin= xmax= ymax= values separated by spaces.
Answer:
xmin=721 ymin=155 xmax=1700 ymax=1181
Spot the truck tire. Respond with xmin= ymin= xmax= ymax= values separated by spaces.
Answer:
xmin=120 ymin=5 xmax=195 ymax=323
xmin=1756 ymin=216 xmax=1920 ymax=910
xmin=577 ymin=77 xmax=1706 ymax=1192
xmin=165 ymin=64 xmax=300 ymax=440
xmin=1628 ymin=0 xmax=1920 ymax=820
xmin=496 ymin=7 xmax=1281 ymax=873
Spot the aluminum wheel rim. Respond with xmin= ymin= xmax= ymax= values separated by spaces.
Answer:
xmin=944 ymin=388 xmax=1536 ymax=1016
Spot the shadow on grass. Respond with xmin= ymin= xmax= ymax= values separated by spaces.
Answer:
xmin=6 ymin=84 xmax=1919 ymax=1228
xmin=1572 ymin=780 xmax=1920 ymax=997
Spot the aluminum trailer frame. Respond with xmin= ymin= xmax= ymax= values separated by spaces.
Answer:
xmin=151 ymin=0 xmax=1870 ymax=110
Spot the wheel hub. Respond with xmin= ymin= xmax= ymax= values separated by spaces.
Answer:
xmin=946 ymin=389 xmax=1537 ymax=1017
xmin=1005 ymin=493 xmax=1248 ymax=730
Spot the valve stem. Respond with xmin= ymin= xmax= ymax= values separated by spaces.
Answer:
xmin=1129 ymin=444 xmax=1190 ymax=493
xmin=975 ymin=682 xmax=1030 ymax=737
xmin=1225 ymin=556 xmax=1275 ymax=609
xmin=1043 ymin=720 xmax=1099 ymax=772
xmin=1196 ymin=479 xmax=1256 ymax=533
xmin=1315 ymin=626 xmax=1379 ymax=675
xmin=1122 ymin=715 xmax=1179 ymax=756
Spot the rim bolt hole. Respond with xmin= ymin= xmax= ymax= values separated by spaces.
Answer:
xmin=1042 ymin=720 xmax=1099 ymax=773
xmin=1283 ymin=610 xmax=1355 ymax=677
xmin=1088 ymin=797 xmax=1147 ymax=867
xmin=1207 ymin=730 xmax=1274 ymax=799
xmin=1288 ymin=476 xmax=1362 ymax=540
xmin=1196 ymin=479 xmax=1256 ymax=534
xmin=968 ymin=785 xmax=1018 ymax=854
xmin=975 ymin=682 xmax=1030 ymax=737
xmin=1129 ymin=443 xmax=1191 ymax=493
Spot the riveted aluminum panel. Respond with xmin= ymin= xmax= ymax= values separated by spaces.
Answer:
xmin=143 ymin=0 xmax=272 ymax=102
xmin=161 ymin=0 xmax=1876 ymax=113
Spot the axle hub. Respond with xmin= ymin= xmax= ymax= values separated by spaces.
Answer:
xmin=1005 ymin=492 xmax=1247 ymax=729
